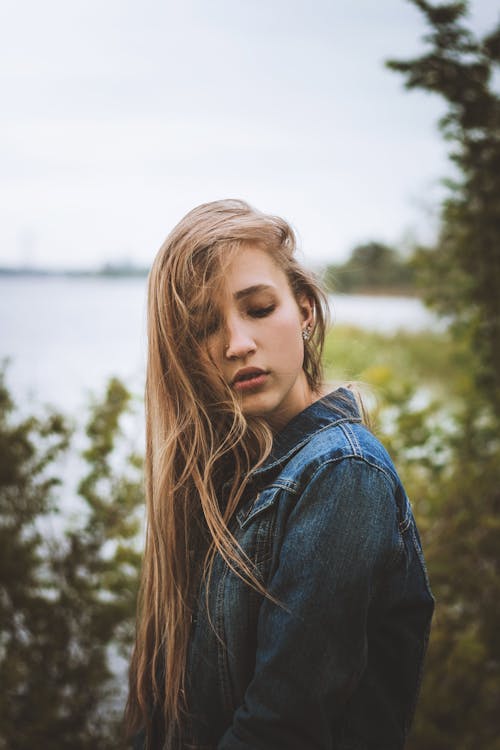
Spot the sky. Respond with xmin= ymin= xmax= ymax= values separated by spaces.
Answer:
xmin=1 ymin=0 xmax=498 ymax=270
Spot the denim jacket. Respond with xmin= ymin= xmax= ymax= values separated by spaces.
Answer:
xmin=136 ymin=388 xmax=434 ymax=750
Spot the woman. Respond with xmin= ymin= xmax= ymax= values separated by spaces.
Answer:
xmin=125 ymin=199 xmax=434 ymax=750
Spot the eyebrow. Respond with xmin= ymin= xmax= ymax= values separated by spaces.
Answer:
xmin=233 ymin=284 xmax=276 ymax=300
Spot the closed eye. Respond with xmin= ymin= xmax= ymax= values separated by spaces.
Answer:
xmin=193 ymin=315 xmax=222 ymax=340
xmin=248 ymin=305 xmax=276 ymax=318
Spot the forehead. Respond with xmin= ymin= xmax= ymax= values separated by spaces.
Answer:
xmin=223 ymin=244 xmax=289 ymax=296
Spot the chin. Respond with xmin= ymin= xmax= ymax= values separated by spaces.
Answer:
xmin=241 ymin=393 xmax=274 ymax=416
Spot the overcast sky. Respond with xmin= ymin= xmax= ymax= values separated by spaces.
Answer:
xmin=1 ymin=0 xmax=497 ymax=270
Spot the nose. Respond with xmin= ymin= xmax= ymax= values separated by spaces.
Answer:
xmin=224 ymin=317 xmax=257 ymax=359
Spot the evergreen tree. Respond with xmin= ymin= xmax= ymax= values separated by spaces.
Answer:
xmin=386 ymin=3 xmax=500 ymax=748
xmin=387 ymin=0 xmax=500 ymax=414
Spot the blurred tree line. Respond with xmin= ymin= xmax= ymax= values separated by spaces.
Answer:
xmin=0 ymin=1 xmax=499 ymax=748
xmin=322 ymin=241 xmax=416 ymax=294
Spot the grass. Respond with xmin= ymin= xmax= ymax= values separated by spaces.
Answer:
xmin=323 ymin=325 xmax=460 ymax=393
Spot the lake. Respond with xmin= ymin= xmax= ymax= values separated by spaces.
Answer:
xmin=0 ymin=277 xmax=440 ymax=412
xmin=0 ymin=275 xmax=442 ymax=688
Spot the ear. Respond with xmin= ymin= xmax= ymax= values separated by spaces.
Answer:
xmin=296 ymin=292 xmax=315 ymax=326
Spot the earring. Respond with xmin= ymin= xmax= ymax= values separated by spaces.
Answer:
xmin=302 ymin=324 xmax=312 ymax=341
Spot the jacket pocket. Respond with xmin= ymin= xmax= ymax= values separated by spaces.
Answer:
xmin=236 ymin=485 xmax=289 ymax=530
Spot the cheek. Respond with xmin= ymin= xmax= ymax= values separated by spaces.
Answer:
xmin=205 ymin=334 xmax=223 ymax=362
xmin=266 ymin=310 xmax=302 ymax=360
xmin=202 ymin=341 xmax=224 ymax=378
xmin=206 ymin=340 xmax=217 ymax=362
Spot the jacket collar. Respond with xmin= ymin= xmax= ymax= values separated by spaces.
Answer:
xmin=250 ymin=386 xmax=362 ymax=479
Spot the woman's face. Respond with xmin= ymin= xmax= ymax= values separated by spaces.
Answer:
xmin=205 ymin=244 xmax=315 ymax=433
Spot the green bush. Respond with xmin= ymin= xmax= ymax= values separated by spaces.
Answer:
xmin=0 ymin=371 xmax=143 ymax=750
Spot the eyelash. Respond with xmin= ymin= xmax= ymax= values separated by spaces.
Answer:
xmin=202 ymin=319 xmax=221 ymax=338
xmin=195 ymin=305 xmax=276 ymax=340
xmin=248 ymin=305 xmax=276 ymax=318
xmin=193 ymin=317 xmax=221 ymax=340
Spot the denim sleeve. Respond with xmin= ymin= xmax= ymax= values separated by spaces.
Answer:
xmin=217 ymin=457 xmax=401 ymax=750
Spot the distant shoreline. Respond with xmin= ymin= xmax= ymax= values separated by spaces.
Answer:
xmin=0 ymin=266 xmax=149 ymax=279
xmin=0 ymin=268 xmax=420 ymax=297
xmin=331 ymin=286 xmax=420 ymax=298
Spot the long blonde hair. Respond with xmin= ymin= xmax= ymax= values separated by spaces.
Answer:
xmin=125 ymin=199 xmax=330 ymax=748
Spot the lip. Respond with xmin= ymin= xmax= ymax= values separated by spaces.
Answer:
xmin=232 ymin=367 xmax=268 ymax=391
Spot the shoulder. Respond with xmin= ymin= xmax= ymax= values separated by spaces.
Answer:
xmin=281 ymin=419 xmax=401 ymax=497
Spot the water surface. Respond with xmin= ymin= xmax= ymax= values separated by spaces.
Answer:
xmin=0 ymin=277 xmax=439 ymax=411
